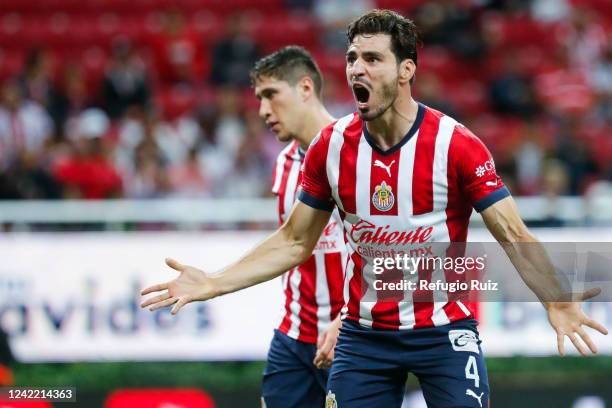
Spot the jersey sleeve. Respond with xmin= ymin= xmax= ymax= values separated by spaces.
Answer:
xmin=297 ymin=128 xmax=334 ymax=212
xmin=450 ymin=124 xmax=510 ymax=212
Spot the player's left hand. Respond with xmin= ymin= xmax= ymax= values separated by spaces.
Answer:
xmin=546 ymin=288 xmax=608 ymax=356
xmin=314 ymin=318 xmax=341 ymax=369
xmin=140 ymin=258 xmax=217 ymax=315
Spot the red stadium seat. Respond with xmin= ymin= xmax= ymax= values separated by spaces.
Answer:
xmin=0 ymin=402 xmax=53 ymax=408
xmin=445 ymin=80 xmax=488 ymax=117
xmin=311 ymin=50 xmax=346 ymax=81
xmin=253 ymin=13 xmax=318 ymax=52
xmin=375 ymin=0 xmax=429 ymax=13
xmin=104 ymin=388 xmax=215 ymax=408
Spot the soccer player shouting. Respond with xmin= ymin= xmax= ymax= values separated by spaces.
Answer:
xmin=142 ymin=10 xmax=607 ymax=407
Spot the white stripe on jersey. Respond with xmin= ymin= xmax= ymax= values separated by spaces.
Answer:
xmin=355 ymin=135 xmax=375 ymax=327
xmin=272 ymin=143 xmax=294 ymax=194
xmin=327 ymin=115 xmax=353 ymax=212
xmin=283 ymin=159 xmax=301 ymax=217
xmin=340 ymin=255 xmax=354 ymax=318
xmin=314 ymin=252 xmax=331 ymax=335
xmin=287 ymin=267 xmax=302 ymax=338
xmin=429 ymin=115 xmax=458 ymax=327
xmin=397 ymin=130 xmax=419 ymax=329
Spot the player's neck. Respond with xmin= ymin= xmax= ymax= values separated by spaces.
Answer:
xmin=296 ymin=103 xmax=335 ymax=150
xmin=365 ymin=96 xmax=419 ymax=151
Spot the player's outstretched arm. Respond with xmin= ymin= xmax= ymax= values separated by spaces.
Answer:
xmin=481 ymin=196 xmax=608 ymax=356
xmin=140 ymin=201 xmax=332 ymax=314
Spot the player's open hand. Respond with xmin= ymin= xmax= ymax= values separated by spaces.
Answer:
xmin=314 ymin=318 xmax=341 ymax=369
xmin=140 ymin=258 xmax=217 ymax=315
xmin=547 ymin=288 xmax=608 ymax=356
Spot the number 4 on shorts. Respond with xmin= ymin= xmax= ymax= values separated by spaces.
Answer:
xmin=465 ymin=355 xmax=480 ymax=388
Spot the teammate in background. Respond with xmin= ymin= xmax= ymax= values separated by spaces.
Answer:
xmin=141 ymin=10 xmax=608 ymax=408
xmin=145 ymin=46 xmax=347 ymax=408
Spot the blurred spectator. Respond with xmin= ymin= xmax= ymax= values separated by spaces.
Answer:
xmin=18 ymin=48 xmax=56 ymax=109
xmin=555 ymin=5 xmax=607 ymax=70
xmin=554 ymin=119 xmax=598 ymax=194
xmin=323 ymin=75 xmax=354 ymax=118
xmin=415 ymin=73 xmax=458 ymax=118
xmin=0 ymin=79 xmax=53 ymax=170
xmin=285 ymin=0 xmax=314 ymax=12
xmin=590 ymin=44 xmax=612 ymax=95
xmin=151 ymin=10 xmax=204 ymax=84
xmin=124 ymin=138 xmax=170 ymax=198
xmin=101 ymin=41 xmax=151 ymax=119
xmin=529 ymin=158 xmax=570 ymax=227
xmin=53 ymin=108 xmax=123 ymax=199
xmin=214 ymin=87 xmax=246 ymax=157
xmin=53 ymin=64 xmax=96 ymax=138
xmin=210 ymin=14 xmax=260 ymax=87
xmin=314 ymin=0 xmax=374 ymax=51
xmin=531 ymin=0 xmax=570 ymax=22
xmin=219 ymin=112 xmax=274 ymax=198
xmin=168 ymin=147 xmax=210 ymax=197
xmin=535 ymin=48 xmax=595 ymax=116
xmin=489 ymin=52 xmax=538 ymax=117
xmin=513 ymin=122 xmax=547 ymax=195
xmin=414 ymin=0 xmax=484 ymax=60
xmin=196 ymin=108 xmax=234 ymax=192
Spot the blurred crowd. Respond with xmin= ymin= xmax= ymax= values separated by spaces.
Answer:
xmin=0 ymin=0 xmax=609 ymax=200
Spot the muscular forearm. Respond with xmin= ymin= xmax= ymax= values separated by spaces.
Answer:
xmin=483 ymin=198 xmax=565 ymax=306
xmin=210 ymin=224 xmax=312 ymax=297
xmin=498 ymin=234 xmax=565 ymax=307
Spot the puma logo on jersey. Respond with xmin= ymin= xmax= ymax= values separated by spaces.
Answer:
xmin=374 ymin=160 xmax=395 ymax=177
xmin=465 ymin=389 xmax=484 ymax=407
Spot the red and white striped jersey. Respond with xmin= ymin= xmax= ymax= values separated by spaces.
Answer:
xmin=299 ymin=104 xmax=509 ymax=330
xmin=271 ymin=140 xmax=347 ymax=344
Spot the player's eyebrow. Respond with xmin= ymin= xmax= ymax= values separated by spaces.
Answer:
xmin=362 ymin=51 xmax=385 ymax=60
xmin=346 ymin=50 xmax=385 ymax=60
xmin=256 ymin=87 xmax=277 ymax=100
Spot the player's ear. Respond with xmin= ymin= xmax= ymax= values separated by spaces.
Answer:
xmin=398 ymin=59 xmax=416 ymax=85
xmin=297 ymin=76 xmax=315 ymax=100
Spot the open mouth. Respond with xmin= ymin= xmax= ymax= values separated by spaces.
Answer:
xmin=352 ymin=83 xmax=370 ymax=108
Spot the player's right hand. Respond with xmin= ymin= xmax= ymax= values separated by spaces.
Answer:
xmin=140 ymin=258 xmax=217 ymax=315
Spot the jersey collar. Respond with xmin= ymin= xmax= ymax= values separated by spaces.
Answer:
xmin=362 ymin=102 xmax=425 ymax=156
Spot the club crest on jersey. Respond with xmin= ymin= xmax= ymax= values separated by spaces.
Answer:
xmin=325 ymin=391 xmax=337 ymax=408
xmin=372 ymin=181 xmax=395 ymax=212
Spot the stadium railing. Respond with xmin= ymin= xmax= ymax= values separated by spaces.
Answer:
xmin=0 ymin=195 xmax=610 ymax=229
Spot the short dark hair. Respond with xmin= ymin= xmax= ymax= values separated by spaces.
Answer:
xmin=347 ymin=9 xmax=419 ymax=66
xmin=250 ymin=46 xmax=324 ymax=98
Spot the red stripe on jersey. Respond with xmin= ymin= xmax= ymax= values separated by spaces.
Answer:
xmin=346 ymin=251 xmax=364 ymax=322
xmin=371 ymin=300 xmax=400 ymax=329
xmin=297 ymin=256 xmax=318 ymax=342
xmin=369 ymin=149 xmax=400 ymax=216
xmin=412 ymin=263 xmax=435 ymax=329
xmin=278 ymin=269 xmax=295 ymax=334
xmin=445 ymin=124 xmax=476 ymax=321
xmin=325 ymin=252 xmax=345 ymax=320
xmin=412 ymin=109 xmax=440 ymax=215
xmin=443 ymin=300 xmax=468 ymax=322
xmin=277 ymin=143 xmax=299 ymax=224
xmin=446 ymin=125 xmax=474 ymax=242
xmin=337 ymin=117 xmax=362 ymax=214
